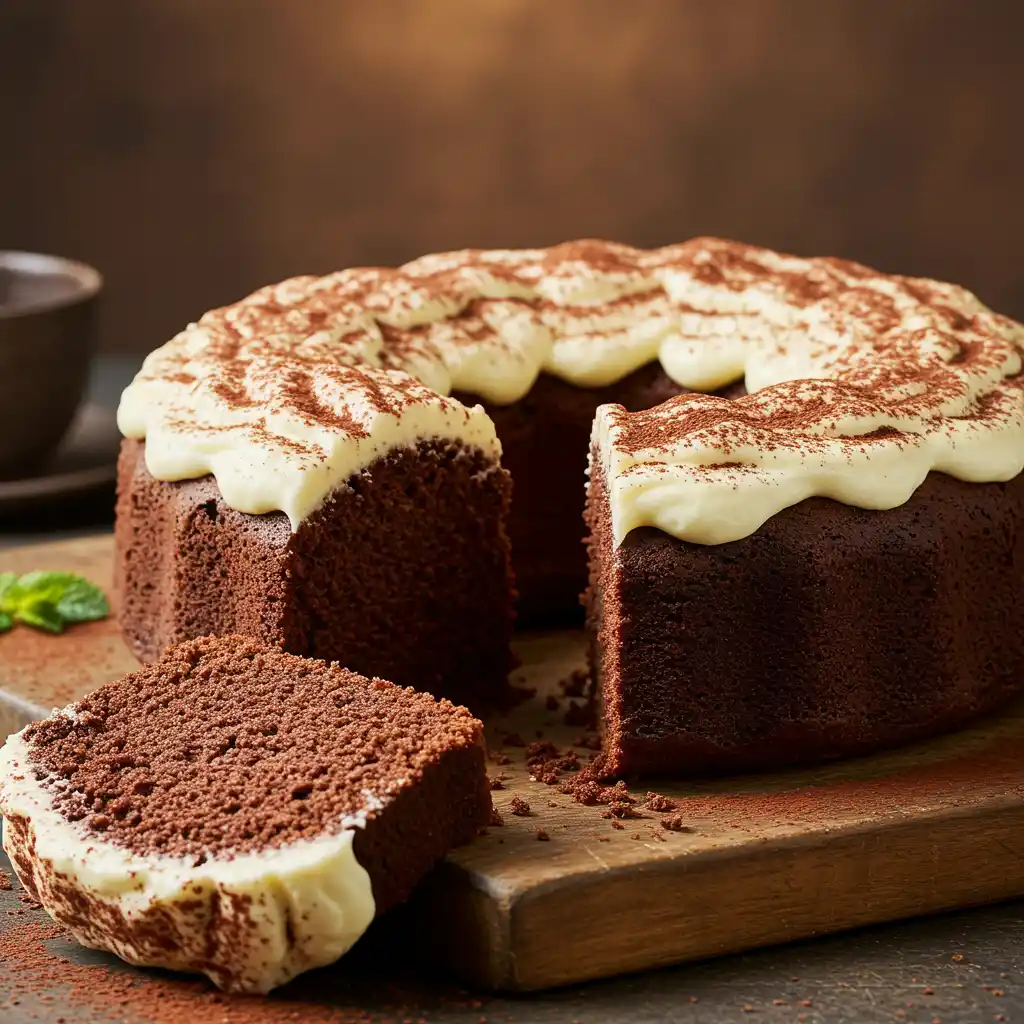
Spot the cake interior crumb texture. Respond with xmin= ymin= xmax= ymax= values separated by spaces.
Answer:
xmin=115 ymin=439 xmax=515 ymax=709
xmin=23 ymin=635 xmax=492 ymax=911
xmin=585 ymin=456 xmax=1024 ymax=777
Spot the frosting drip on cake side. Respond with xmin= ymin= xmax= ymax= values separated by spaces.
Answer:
xmin=118 ymin=237 xmax=1024 ymax=538
xmin=0 ymin=721 xmax=377 ymax=994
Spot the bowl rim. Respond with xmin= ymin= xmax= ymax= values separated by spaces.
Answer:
xmin=0 ymin=251 xmax=103 ymax=321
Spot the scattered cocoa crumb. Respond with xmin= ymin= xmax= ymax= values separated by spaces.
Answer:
xmin=600 ymin=802 xmax=643 ymax=820
xmin=535 ymin=830 xmax=550 ymax=842
xmin=547 ymin=801 xmax=559 ymax=808
xmin=488 ymin=777 xmax=505 ymax=791
xmin=0 ymin=870 xmax=11 ymax=891
xmin=742 ymin=1006 xmax=756 ymax=1013
xmin=544 ymin=695 xmax=560 ymax=712
xmin=559 ymin=668 xmax=589 ymax=698
xmin=597 ymin=837 xmax=611 ymax=843
xmin=688 ymin=996 xmax=699 ymax=1003
xmin=509 ymin=796 xmax=531 ymax=817
xmin=992 ymin=989 xmax=1006 ymax=997
xmin=772 ymin=999 xmax=787 ymax=1006
xmin=630 ymin=833 xmax=643 ymax=840
xmin=610 ymin=821 xmax=625 ymax=830
xmin=644 ymin=792 xmax=677 ymax=812
xmin=798 ymin=999 xmax=813 ymax=1007
xmin=951 ymin=953 xmax=964 ymax=961
xmin=660 ymin=814 xmax=693 ymax=832
xmin=923 ymin=987 xmax=934 ymax=995
xmin=502 ymin=732 xmax=526 ymax=747
xmin=488 ymin=751 xmax=511 ymax=766
xmin=489 ymin=808 xmax=505 ymax=827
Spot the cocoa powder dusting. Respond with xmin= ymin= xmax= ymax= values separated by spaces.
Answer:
xmin=0 ymin=903 xmax=489 ymax=1023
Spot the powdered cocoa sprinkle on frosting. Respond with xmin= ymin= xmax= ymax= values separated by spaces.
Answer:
xmin=118 ymin=236 xmax=1024 ymax=539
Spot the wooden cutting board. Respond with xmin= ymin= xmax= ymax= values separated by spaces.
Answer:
xmin=3 ymin=535 xmax=1024 ymax=993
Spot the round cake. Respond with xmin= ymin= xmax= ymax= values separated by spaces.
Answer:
xmin=114 ymin=237 xmax=1024 ymax=772
xmin=0 ymin=636 xmax=491 ymax=992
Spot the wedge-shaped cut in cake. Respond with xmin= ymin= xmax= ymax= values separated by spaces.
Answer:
xmin=0 ymin=636 xmax=492 ymax=993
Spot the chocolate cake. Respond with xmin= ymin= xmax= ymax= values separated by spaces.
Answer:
xmin=0 ymin=636 xmax=491 ymax=993
xmin=115 ymin=237 xmax=1024 ymax=775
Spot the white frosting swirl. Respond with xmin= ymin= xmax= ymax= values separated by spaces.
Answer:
xmin=118 ymin=237 xmax=1024 ymax=541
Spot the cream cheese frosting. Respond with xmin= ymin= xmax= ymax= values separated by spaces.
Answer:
xmin=0 ymin=717 xmax=377 ymax=994
xmin=118 ymin=237 xmax=1024 ymax=541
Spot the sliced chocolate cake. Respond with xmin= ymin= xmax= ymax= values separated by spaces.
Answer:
xmin=0 ymin=636 xmax=491 ymax=993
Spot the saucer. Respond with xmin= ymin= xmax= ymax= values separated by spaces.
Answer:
xmin=0 ymin=403 xmax=120 ymax=514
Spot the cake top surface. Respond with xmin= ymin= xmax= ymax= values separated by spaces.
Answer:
xmin=14 ymin=636 xmax=482 ymax=862
xmin=118 ymin=236 xmax=1024 ymax=542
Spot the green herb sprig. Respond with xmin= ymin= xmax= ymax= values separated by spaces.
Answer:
xmin=0 ymin=572 xmax=110 ymax=634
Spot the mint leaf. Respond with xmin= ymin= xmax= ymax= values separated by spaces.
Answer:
xmin=53 ymin=578 xmax=110 ymax=623
xmin=0 ymin=571 xmax=109 ymax=634
xmin=14 ymin=600 xmax=65 ymax=634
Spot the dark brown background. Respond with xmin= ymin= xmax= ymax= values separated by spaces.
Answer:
xmin=1 ymin=0 xmax=1022 ymax=354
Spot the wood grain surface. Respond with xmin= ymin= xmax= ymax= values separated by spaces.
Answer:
xmin=2 ymin=536 xmax=1024 ymax=991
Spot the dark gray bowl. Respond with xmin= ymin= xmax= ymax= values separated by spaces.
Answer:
xmin=0 ymin=252 xmax=102 ymax=479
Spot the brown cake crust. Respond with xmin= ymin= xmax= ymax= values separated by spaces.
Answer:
xmin=458 ymin=367 xmax=744 ymax=626
xmin=586 ymin=456 xmax=1024 ymax=776
xmin=115 ymin=438 xmax=514 ymax=708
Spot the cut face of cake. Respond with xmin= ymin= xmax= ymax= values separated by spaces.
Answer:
xmin=116 ymin=363 xmax=515 ymax=707
xmin=0 ymin=636 xmax=491 ymax=993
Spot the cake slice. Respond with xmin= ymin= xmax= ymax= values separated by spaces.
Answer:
xmin=0 ymin=636 xmax=492 ymax=993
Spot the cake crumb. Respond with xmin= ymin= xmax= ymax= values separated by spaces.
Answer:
xmin=489 ymin=808 xmax=505 ymax=827
xmin=488 ymin=777 xmax=505 ymax=791
xmin=488 ymin=750 xmax=511 ymax=766
xmin=951 ymin=952 xmax=964 ymax=961
xmin=509 ymin=796 xmax=531 ymax=817
xmin=597 ymin=836 xmax=611 ymax=842
xmin=0 ymin=870 xmax=12 ymax=891
xmin=660 ymin=814 xmax=693 ymax=832
xmin=610 ymin=820 xmax=625 ymax=830
xmin=535 ymin=830 xmax=550 ymax=841
xmin=644 ymin=792 xmax=677 ymax=812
